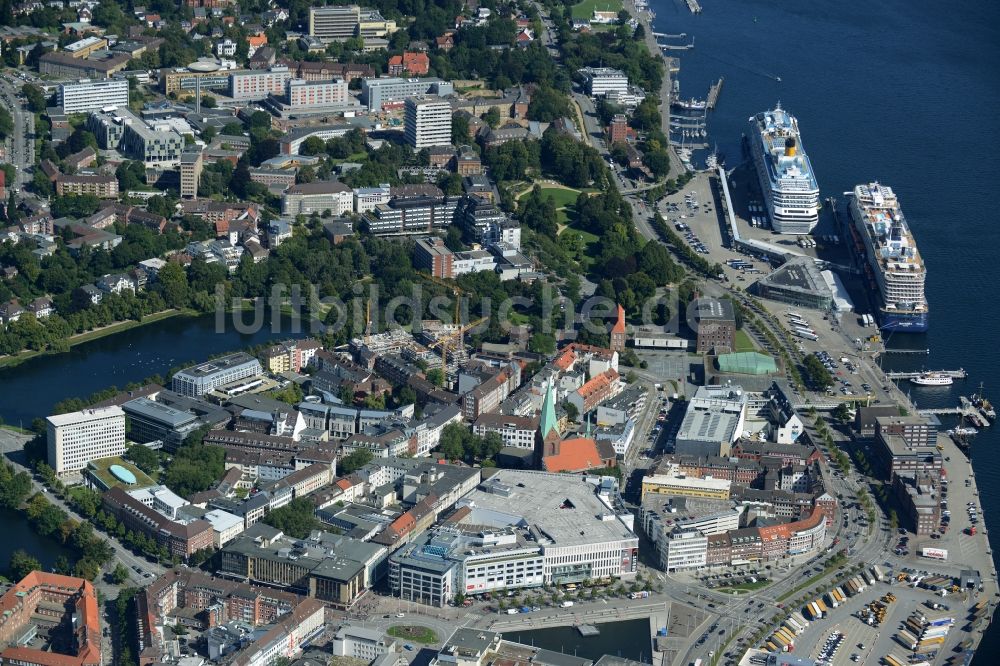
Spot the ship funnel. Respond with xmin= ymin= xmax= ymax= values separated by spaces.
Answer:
xmin=784 ymin=137 xmax=796 ymax=157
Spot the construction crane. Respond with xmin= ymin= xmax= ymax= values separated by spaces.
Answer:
xmin=427 ymin=316 xmax=489 ymax=375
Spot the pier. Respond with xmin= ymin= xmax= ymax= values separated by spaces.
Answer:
xmin=886 ymin=368 xmax=967 ymax=380
xmin=706 ymin=77 xmax=724 ymax=110
xmin=577 ymin=624 xmax=600 ymax=636
xmin=659 ymin=39 xmax=695 ymax=51
xmin=882 ymin=348 xmax=930 ymax=355
xmin=652 ymin=32 xmax=686 ymax=39
xmin=685 ymin=0 xmax=702 ymax=13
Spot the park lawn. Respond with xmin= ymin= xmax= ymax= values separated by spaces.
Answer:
xmin=717 ymin=579 xmax=770 ymax=594
xmin=387 ymin=625 xmax=438 ymax=644
xmin=571 ymin=0 xmax=623 ymax=20
xmin=734 ymin=329 xmax=757 ymax=352
xmin=537 ymin=185 xmax=583 ymax=209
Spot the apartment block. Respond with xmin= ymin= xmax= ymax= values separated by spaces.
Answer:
xmin=55 ymin=174 xmax=119 ymax=198
xmin=47 ymin=406 xmax=127 ymax=475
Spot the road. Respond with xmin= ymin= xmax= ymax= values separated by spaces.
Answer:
xmin=0 ymin=428 xmax=166 ymax=586
xmin=0 ymin=73 xmax=36 ymax=189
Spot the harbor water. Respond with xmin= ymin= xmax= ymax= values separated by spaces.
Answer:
xmin=508 ymin=619 xmax=652 ymax=662
xmin=652 ymin=0 xmax=1000 ymax=659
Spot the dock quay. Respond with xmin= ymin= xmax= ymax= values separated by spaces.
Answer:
xmin=886 ymin=368 xmax=967 ymax=380
xmin=706 ymin=77 xmax=724 ymax=110
xmin=576 ymin=624 xmax=600 ymax=636
xmin=685 ymin=0 xmax=702 ymax=13
xmin=659 ymin=39 xmax=695 ymax=51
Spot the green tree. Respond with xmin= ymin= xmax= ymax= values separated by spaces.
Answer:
xmin=562 ymin=401 xmax=579 ymax=423
xmin=340 ymin=449 xmax=374 ymax=474
xmin=261 ymin=497 xmax=319 ymax=539
xmin=156 ymin=262 xmax=190 ymax=308
xmin=9 ymin=549 xmax=42 ymax=580
xmin=111 ymin=562 xmax=130 ymax=585
xmin=528 ymin=332 xmax=556 ymax=354
xmin=22 ymin=83 xmax=47 ymax=113
xmin=126 ymin=445 xmax=159 ymax=475
xmin=0 ymin=107 xmax=13 ymax=140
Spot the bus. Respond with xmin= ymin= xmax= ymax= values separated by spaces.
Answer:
xmin=787 ymin=310 xmax=804 ymax=319
xmin=794 ymin=326 xmax=817 ymax=337
xmin=793 ymin=330 xmax=819 ymax=341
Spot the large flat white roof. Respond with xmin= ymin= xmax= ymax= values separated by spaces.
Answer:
xmin=457 ymin=470 xmax=635 ymax=548
xmin=46 ymin=405 xmax=124 ymax=426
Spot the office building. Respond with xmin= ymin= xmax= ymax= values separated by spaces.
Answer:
xmin=309 ymin=5 xmax=362 ymax=40
xmin=58 ymin=78 xmax=128 ymax=114
xmin=228 ymin=66 xmax=292 ymax=101
xmin=40 ymin=51 xmax=130 ymax=79
xmin=872 ymin=416 xmax=941 ymax=480
xmin=694 ymin=298 xmax=737 ymax=353
xmin=281 ymin=181 xmax=353 ymax=216
xmin=641 ymin=467 xmax=732 ymax=501
xmin=219 ymin=524 xmax=386 ymax=608
xmin=674 ymin=385 xmax=748 ymax=457
xmin=578 ymin=67 xmax=629 ymax=97
xmin=0 ymin=572 xmax=101 ymax=666
xmin=179 ymin=150 xmax=204 ymax=199
xmin=364 ymin=195 xmax=458 ymax=235
xmin=171 ymin=353 xmax=263 ymax=397
xmin=46 ymin=406 xmax=126 ymax=476
xmin=361 ymin=77 xmax=454 ymax=112
xmin=286 ymin=78 xmax=349 ymax=108
xmin=227 ymin=599 xmax=325 ymax=666
xmin=354 ymin=183 xmax=392 ymax=213
xmin=102 ymin=486 xmax=215 ymax=558
xmin=121 ymin=397 xmax=202 ymax=451
xmin=87 ymin=107 xmax=185 ymax=165
xmin=404 ymin=97 xmax=452 ymax=148
xmin=389 ymin=526 xmax=546 ymax=607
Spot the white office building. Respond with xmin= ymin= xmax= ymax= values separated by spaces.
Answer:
xmin=58 ymin=78 xmax=129 ymax=114
xmin=353 ymin=184 xmax=392 ymax=213
xmin=404 ymin=97 xmax=452 ymax=149
xmin=578 ymin=67 xmax=629 ymax=97
xmin=171 ymin=353 xmax=263 ymax=397
xmin=662 ymin=530 xmax=708 ymax=571
xmin=46 ymin=406 xmax=127 ymax=475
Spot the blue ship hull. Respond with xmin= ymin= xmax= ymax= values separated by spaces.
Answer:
xmin=879 ymin=310 xmax=929 ymax=333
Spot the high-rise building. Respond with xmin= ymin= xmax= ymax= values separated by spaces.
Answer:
xmin=46 ymin=406 xmax=127 ymax=475
xmin=404 ymin=97 xmax=452 ymax=149
xmin=180 ymin=150 xmax=204 ymax=199
xmin=58 ymin=78 xmax=129 ymax=114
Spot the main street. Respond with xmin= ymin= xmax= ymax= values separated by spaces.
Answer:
xmin=0 ymin=73 xmax=36 ymax=189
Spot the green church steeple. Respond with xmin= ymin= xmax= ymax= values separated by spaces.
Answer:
xmin=539 ymin=380 xmax=559 ymax=440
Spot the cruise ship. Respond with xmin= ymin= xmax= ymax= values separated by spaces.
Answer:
xmin=748 ymin=104 xmax=820 ymax=234
xmin=848 ymin=182 xmax=929 ymax=332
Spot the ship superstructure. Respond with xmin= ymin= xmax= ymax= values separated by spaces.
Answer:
xmin=749 ymin=104 xmax=820 ymax=234
xmin=849 ymin=182 xmax=929 ymax=331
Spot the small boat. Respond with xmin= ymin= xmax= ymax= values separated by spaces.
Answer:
xmin=910 ymin=372 xmax=953 ymax=386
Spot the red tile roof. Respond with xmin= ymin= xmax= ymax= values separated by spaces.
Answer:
xmin=541 ymin=437 xmax=606 ymax=473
